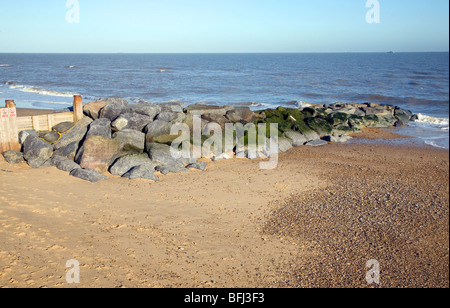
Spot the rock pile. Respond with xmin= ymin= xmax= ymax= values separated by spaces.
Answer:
xmin=2 ymin=98 xmax=416 ymax=182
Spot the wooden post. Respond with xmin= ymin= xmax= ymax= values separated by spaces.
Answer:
xmin=73 ymin=95 xmax=84 ymax=123
xmin=0 ymin=100 xmax=20 ymax=154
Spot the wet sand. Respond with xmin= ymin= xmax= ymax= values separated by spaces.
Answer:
xmin=0 ymin=132 xmax=448 ymax=288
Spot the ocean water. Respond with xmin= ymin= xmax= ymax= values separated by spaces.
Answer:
xmin=0 ymin=53 xmax=448 ymax=148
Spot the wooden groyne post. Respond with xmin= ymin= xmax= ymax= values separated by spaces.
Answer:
xmin=0 ymin=100 xmax=20 ymax=153
xmin=0 ymin=96 xmax=84 ymax=155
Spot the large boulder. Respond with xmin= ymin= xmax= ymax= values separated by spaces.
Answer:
xmin=225 ymin=107 xmax=257 ymax=123
xmin=122 ymin=165 xmax=159 ymax=181
xmin=112 ymin=129 xmax=146 ymax=153
xmin=144 ymin=120 xmax=173 ymax=139
xmin=156 ymin=111 xmax=178 ymax=122
xmin=111 ymin=113 xmax=153 ymax=131
xmin=23 ymin=135 xmax=54 ymax=168
xmin=184 ymin=103 xmax=227 ymax=116
xmin=109 ymin=154 xmax=154 ymax=176
xmin=51 ymin=155 xmax=81 ymax=172
xmin=18 ymin=129 xmax=37 ymax=148
xmin=38 ymin=131 xmax=61 ymax=144
xmin=86 ymin=118 xmax=112 ymax=139
xmin=70 ymin=168 xmax=108 ymax=183
xmin=75 ymin=136 xmax=122 ymax=173
xmin=98 ymin=98 xmax=129 ymax=121
xmin=2 ymin=150 xmax=24 ymax=164
xmin=129 ymin=102 xmax=161 ymax=119
xmin=54 ymin=116 xmax=93 ymax=150
xmin=52 ymin=121 xmax=75 ymax=134
xmin=83 ymin=101 xmax=108 ymax=120
xmin=284 ymin=130 xmax=308 ymax=147
xmin=146 ymin=142 xmax=194 ymax=168
xmin=52 ymin=141 xmax=80 ymax=160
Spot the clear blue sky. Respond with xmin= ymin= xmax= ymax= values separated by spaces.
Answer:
xmin=0 ymin=0 xmax=448 ymax=53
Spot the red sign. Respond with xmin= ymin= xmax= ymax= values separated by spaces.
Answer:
xmin=1 ymin=108 xmax=9 ymax=118
xmin=8 ymin=108 xmax=16 ymax=118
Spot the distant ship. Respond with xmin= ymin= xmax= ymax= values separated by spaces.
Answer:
xmin=387 ymin=51 xmax=394 ymax=54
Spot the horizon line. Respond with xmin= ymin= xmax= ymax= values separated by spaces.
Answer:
xmin=0 ymin=51 xmax=449 ymax=55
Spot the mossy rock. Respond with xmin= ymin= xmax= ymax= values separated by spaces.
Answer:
xmin=305 ymin=117 xmax=333 ymax=135
xmin=282 ymin=108 xmax=305 ymax=122
xmin=302 ymin=107 xmax=316 ymax=118
xmin=328 ymin=112 xmax=349 ymax=126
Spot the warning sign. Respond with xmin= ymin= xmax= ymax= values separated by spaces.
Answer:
xmin=8 ymin=108 xmax=16 ymax=118
xmin=1 ymin=108 xmax=9 ymax=118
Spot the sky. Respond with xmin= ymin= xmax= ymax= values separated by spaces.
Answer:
xmin=0 ymin=0 xmax=448 ymax=53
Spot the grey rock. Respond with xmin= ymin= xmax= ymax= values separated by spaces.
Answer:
xmin=52 ymin=121 xmax=75 ymax=134
xmin=129 ymin=103 xmax=161 ymax=119
xmin=146 ymin=142 xmax=193 ymax=167
xmin=70 ymin=168 xmax=108 ymax=183
xmin=51 ymin=155 xmax=81 ymax=172
xmin=160 ymin=101 xmax=185 ymax=113
xmin=23 ymin=135 xmax=54 ymax=168
xmin=284 ymin=130 xmax=308 ymax=147
xmin=111 ymin=113 xmax=153 ymax=132
xmin=2 ymin=150 xmax=24 ymax=164
xmin=305 ymin=139 xmax=329 ymax=147
xmin=122 ymin=165 xmax=159 ymax=181
xmin=184 ymin=103 xmax=227 ymax=116
xmin=155 ymin=164 xmax=189 ymax=175
xmin=98 ymin=98 xmax=129 ymax=121
xmin=394 ymin=107 xmax=413 ymax=124
xmin=144 ymin=120 xmax=173 ymax=139
xmin=277 ymin=137 xmax=294 ymax=153
xmin=156 ymin=112 xmax=178 ymax=122
xmin=54 ymin=116 xmax=93 ymax=150
xmin=53 ymin=141 xmax=80 ymax=160
xmin=109 ymin=154 xmax=154 ymax=176
xmin=86 ymin=118 xmax=112 ymax=139
xmin=225 ymin=107 xmax=257 ymax=123
xmin=186 ymin=162 xmax=207 ymax=171
xmin=112 ymin=129 xmax=146 ymax=153
xmin=38 ymin=131 xmax=61 ymax=144
xmin=18 ymin=129 xmax=37 ymax=147
xmin=322 ymin=133 xmax=352 ymax=143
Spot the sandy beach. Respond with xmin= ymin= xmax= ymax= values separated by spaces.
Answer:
xmin=0 ymin=128 xmax=448 ymax=288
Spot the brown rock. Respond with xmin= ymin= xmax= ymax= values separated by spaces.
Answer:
xmin=75 ymin=136 xmax=121 ymax=173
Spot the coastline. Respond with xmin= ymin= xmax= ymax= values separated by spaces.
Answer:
xmin=0 ymin=133 xmax=448 ymax=288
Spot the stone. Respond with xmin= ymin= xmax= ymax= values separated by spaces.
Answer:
xmin=284 ymin=130 xmax=308 ymax=147
xmin=156 ymin=112 xmax=178 ymax=122
xmin=394 ymin=107 xmax=413 ymax=124
xmin=322 ymin=133 xmax=352 ymax=143
xmin=52 ymin=121 xmax=75 ymax=134
xmin=225 ymin=107 xmax=257 ymax=123
xmin=160 ymin=101 xmax=185 ymax=113
xmin=111 ymin=113 xmax=153 ymax=131
xmin=305 ymin=139 xmax=328 ymax=147
xmin=38 ymin=131 xmax=61 ymax=144
xmin=109 ymin=154 xmax=154 ymax=176
xmin=186 ymin=162 xmax=207 ymax=171
xmin=70 ymin=168 xmax=108 ymax=183
xmin=2 ymin=150 xmax=24 ymax=164
xmin=53 ymin=141 xmax=80 ymax=160
xmin=129 ymin=102 xmax=161 ymax=119
xmin=75 ymin=136 xmax=122 ymax=173
xmin=86 ymin=118 xmax=112 ymax=139
xmin=122 ymin=165 xmax=159 ymax=181
xmin=146 ymin=142 xmax=193 ymax=167
xmin=144 ymin=120 xmax=173 ymax=139
xmin=112 ymin=129 xmax=146 ymax=153
xmin=98 ymin=98 xmax=129 ymax=121
xmin=277 ymin=137 xmax=294 ymax=153
xmin=155 ymin=164 xmax=189 ymax=175
xmin=184 ymin=103 xmax=227 ymax=116
xmin=83 ymin=101 xmax=108 ymax=120
xmin=54 ymin=116 xmax=93 ymax=150
xmin=18 ymin=129 xmax=37 ymax=147
xmin=305 ymin=117 xmax=333 ymax=137
xmin=51 ymin=155 xmax=81 ymax=172
xmin=23 ymin=135 xmax=54 ymax=168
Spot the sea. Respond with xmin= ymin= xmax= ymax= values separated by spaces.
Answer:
xmin=0 ymin=53 xmax=448 ymax=149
